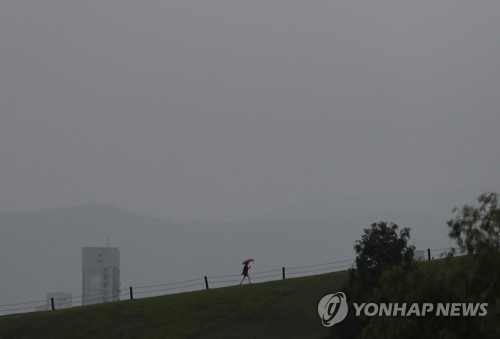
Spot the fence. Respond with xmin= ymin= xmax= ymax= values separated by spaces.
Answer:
xmin=0 ymin=247 xmax=457 ymax=315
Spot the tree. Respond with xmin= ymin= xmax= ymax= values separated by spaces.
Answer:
xmin=362 ymin=192 xmax=500 ymax=339
xmin=330 ymin=222 xmax=415 ymax=339
xmin=362 ymin=256 xmax=499 ymax=339
xmin=352 ymin=222 xmax=415 ymax=292
xmin=447 ymin=192 xmax=500 ymax=254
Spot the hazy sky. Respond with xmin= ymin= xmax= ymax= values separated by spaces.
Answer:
xmin=1 ymin=1 xmax=499 ymax=221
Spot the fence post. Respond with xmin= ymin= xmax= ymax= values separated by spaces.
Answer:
xmin=129 ymin=286 xmax=134 ymax=300
xmin=204 ymin=276 xmax=209 ymax=290
xmin=51 ymin=298 xmax=55 ymax=311
xmin=427 ymin=248 xmax=431 ymax=261
xmin=282 ymin=267 xmax=286 ymax=280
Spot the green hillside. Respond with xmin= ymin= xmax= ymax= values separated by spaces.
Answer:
xmin=0 ymin=271 xmax=348 ymax=339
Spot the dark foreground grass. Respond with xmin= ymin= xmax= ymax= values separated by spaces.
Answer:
xmin=0 ymin=271 xmax=348 ymax=339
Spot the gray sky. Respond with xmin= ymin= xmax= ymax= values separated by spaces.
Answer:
xmin=1 ymin=1 xmax=499 ymax=221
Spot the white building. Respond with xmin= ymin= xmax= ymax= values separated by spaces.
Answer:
xmin=35 ymin=292 xmax=72 ymax=311
xmin=414 ymin=250 xmax=426 ymax=261
xmin=82 ymin=247 xmax=120 ymax=305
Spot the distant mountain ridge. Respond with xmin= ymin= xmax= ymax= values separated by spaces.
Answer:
xmin=0 ymin=203 xmax=176 ymax=226
xmin=252 ymin=188 xmax=494 ymax=222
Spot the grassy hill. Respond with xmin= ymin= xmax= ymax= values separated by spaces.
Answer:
xmin=0 ymin=271 xmax=348 ymax=339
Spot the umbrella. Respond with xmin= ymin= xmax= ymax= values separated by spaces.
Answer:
xmin=242 ymin=258 xmax=254 ymax=265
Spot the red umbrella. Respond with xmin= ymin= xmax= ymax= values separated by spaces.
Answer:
xmin=242 ymin=258 xmax=254 ymax=265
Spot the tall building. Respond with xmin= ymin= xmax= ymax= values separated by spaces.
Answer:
xmin=82 ymin=247 xmax=120 ymax=305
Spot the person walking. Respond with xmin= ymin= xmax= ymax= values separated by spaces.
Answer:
xmin=240 ymin=259 xmax=253 ymax=285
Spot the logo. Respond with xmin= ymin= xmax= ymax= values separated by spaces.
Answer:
xmin=317 ymin=292 xmax=348 ymax=327
xmin=317 ymin=291 xmax=488 ymax=327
